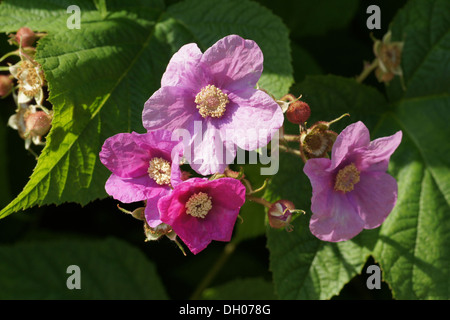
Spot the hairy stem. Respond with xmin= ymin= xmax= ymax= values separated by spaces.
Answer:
xmin=356 ymin=59 xmax=378 ymax=83
xmin=279 ymin=144 xmax=302 ymax=157
xmin=246 ymin=194 xmax=272 ymax=208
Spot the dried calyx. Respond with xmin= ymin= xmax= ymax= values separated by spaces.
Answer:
xmin=300 ymin=114 xmax=349 ymax=161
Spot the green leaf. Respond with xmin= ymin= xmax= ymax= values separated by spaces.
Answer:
xmin=0 ymin=0 xmax=293 ymax=219
xmin=0 ymin=237 xmax=168 ymax=299
xmin=266 ymin=77 xmax=382 ymax=299
xmin=387 ymin=0 xmax=450 ymax=101
xmin=202 ymin=277 xmax=278 ymax=300
xmin=0 ymin=0 xmax=168 ymax=219
xmin=255 ymin=0 xmax=359 ymax=38
xmin=372 ymin=0 xmax=450 ymax=300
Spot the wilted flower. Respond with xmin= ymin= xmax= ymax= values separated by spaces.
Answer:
xmin=142 ymin=34 xmax=284 ymax=175
xmin=99 ymin=130 xmax=183 ymax=227
xmin=157 ymin=177 xmax=246 ymax=254
xmin=373 ymin=31 xmax=404 ymax=83
xmin=9 ymin=59 xmax=44 ymax=105
xmin=303 ymin=121 xmax=402 ymax=242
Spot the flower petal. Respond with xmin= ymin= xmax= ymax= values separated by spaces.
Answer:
xmin=142 ymin=86 xmax=199 ymax=132
xmin=99 ymin=132 xmax=150 ymax=178
xmin=161 ymin=43 xmax=205 ymax=90
xmin=218 ymin=89 xmax=284 ymax=151
xmin=303 ymin=157 xmax=334 ymax=195
xmin=201 ymin=35 xmax=263 ymax=92
xmin=349 ymin=171 xmax=398 ymax=229
xmin=207 ymin=177 xmax=247 ymax=210
xmin=188 ymin=121 xmax=235 ymax=175
xmin=309 ymin=190 xmax=365 ymax=242
xmin=144 ymin=199 xmax=163 ymax=228
xmin=158 ymin=178 xmax=245 ymax=255
xmin=355 ymin=130 xmax=402 ymax=172
xmin=331 ymin=121 xmax=370 ymax=170
xmin=105 ymin=174 xmax=169 ymax=203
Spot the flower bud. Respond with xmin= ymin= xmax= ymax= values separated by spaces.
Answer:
xmin=25 ymin=110 xmax=52 ymax=137
xmin=15 ymin=27 xmax=36 ymax=48
xmin=0 ymin=75 xmax=13 ymax=97
xmin=286 ymin=100 xmax=311 ymax=125
xmin=144 ymin=222 xmax=174 ymax=241
xmin=268 ymin=199 xmax=295 ymax=231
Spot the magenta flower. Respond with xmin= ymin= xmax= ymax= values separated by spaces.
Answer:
xmin=99 ymin=130 xmax=183 ymax=227
xmin=303 ymin=121 xmax=402 ymax=242
xmin=157 ymin=177 xmax=246 ymax=254
xmin=142 ymin=34 xmax=284 ymax=175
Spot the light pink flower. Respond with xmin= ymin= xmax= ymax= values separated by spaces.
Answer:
xmin=303 ymin=121 xmax=402 ymax=242
xmin=142 ymin=34 xmax=284 ymax=175
xmin=157 ymin=177 xmax=246 ymax=254
xmin=99 ymin=130 xmax=183 ymax=227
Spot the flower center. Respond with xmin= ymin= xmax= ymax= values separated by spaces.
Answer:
xmin=16 ymin=61 xmax=43 ymax=97
xmin=195 ymin=84 xmax=229 ymax=118
xmin=185 ymin=192 xmax=212 ymax=219
xmin=148 ymin=157 xmax=171 ymax=186
xmin=334 ymin=163 xmax=360 ymax=193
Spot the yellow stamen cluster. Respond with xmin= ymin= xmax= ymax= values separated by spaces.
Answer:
xmin=185 ymin=192 xmax=213 ymax=219
xmin=334 ymin=163 xmax=360 ymax=193
xmin=148 ymin=157 xmax=171 ymax=186
xmin=195 ymin=84 xmax=229 ymax=118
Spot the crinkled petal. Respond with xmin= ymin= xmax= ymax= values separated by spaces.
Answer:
xmin=105 ymin=174 xmax=169 ymax=203
xmin=331 ymin=121 xmax=370 ymax=170
xmin=133 ymin=130 xmax=181 ymax=160
xmin=142 ymin=86 xmax=199 ymax=132
xmin=17 ymin=90 xmax=32 ymax=104
xmin=303 ymin=157 xmax=334 ymax=195
xmin=201 ymin=35 xmax=263 ymax=92
xmin=189 ymin=122 xmax=235 ymax=175
xmin=161 ymin=43 xmax=205 ymax=90
xmin=158 ymin=178 xmax=245 ymax=255
xmin=218 ymin=89 xmax=284 ymax=151
xmin=169 ymin=142 xmax=185 ymax=187
xmin=206 ymin=177 xmax=247 ymax=210
xmin=144 ymin=199 xmax=164 ymax=228
xmin=355 ymin=131 xmax=402 ymax=172
xmin=349 ymin=171 xmax=398 ymax=229
xmin=309 ymin=190 xmax=365 ymax=242
xmin=99 ymin=132 xmax=151 ymax=178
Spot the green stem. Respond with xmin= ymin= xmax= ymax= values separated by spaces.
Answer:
xmin=279 ymin=144 xmax=302 ymax=157
xmin=0 ymin=50 xmax=19 ymax=63
xmin=356 ymin=59 xmax=378 ymax=83
xmin=189 ymin=241 xmax=237 ymax=300
xmin=283 ymin=134 xmax=300 ymax=142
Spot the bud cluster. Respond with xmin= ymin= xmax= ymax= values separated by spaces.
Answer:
xmin=1 ymin=27 xmax=52 ymax=157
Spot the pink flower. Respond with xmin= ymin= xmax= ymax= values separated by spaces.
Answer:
xmin=157 ymin=177 xmax=246 ymax=254
xmin=142 ymin=34 xmax=284 ymax=175
xmin=99 ymin=130 xmax=183 ymax=227
xmin=303 ymin=121 xmax=402 ymax=242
